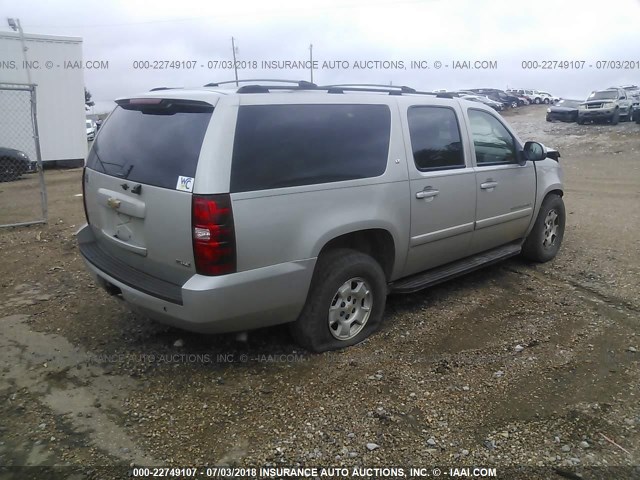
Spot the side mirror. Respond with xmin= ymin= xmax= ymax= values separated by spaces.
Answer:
xmin=546 ymin=149 xmax=561 ymax=161
xmin=523 ymin=141 xmax=547 ymax=161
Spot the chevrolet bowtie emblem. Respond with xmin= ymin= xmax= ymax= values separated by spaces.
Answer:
xmin=107 ymin=197 xmax=121 ymax=209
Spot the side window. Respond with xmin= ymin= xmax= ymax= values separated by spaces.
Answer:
xmin=230 ymin=104 xmax=390 ymax=192
xmin=468 ymin=109 xmax=517 ymax=165
xmin=407 ymin=106 xmax=465 ymax=171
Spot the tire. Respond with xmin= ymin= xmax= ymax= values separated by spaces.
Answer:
xmin=521 ymin=194 xmax=565 ymax=263
xmin=0 ymin=163 xmax=19 ymax=182
xmin=544 ymin=98 xmax=550 ymax=104
xmin=546 ymin=114 xmax=552 ymax=122
xmin=611 ymin=109 xmax=619 ymax=125
xmin=577 ymin=116 xmax=584 ymax=125
xmin=535 ymin=97 xmax=541 ymax=104
xmin=511 ymin=101 xmax=518 ymax=108
xmin=289 ymin=248 xmax=387 ymax=352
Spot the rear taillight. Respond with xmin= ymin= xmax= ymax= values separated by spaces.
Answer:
xmin=192 ymin=194 xmax=236 ymax=276
xmin=82 ymin=167 xmax=89 ymax=223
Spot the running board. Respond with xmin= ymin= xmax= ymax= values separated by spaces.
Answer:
xmin=390 ymin=243 xmax=522 ymax=294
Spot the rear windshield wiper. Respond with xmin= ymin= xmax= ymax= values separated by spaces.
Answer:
xmin=114 ymin=164 xmax=134 ymax=179
xmin=92 ymin=146 xmax=124 ymax=175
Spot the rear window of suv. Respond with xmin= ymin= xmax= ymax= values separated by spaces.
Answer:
xmin=230 ymin=104 xmax=390 ymax=192
xmin=86 ymin=100 xmax=213 ymax=190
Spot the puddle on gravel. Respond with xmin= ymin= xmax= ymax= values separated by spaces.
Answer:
xmin=481 ymin=311 xmax=637 ymax=426
xmin=0 ymin=314 xmax=158 ymax=466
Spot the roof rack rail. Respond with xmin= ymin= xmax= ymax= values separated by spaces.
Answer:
xmin=204 ymin=79 xmax=317 ymax=88
xmin=320 ymin=83 xmax=417 ymax=94
xmin=318 ymin=84 xmax=455 ymax=98
xmin=200 ymin=80 xmax=457 ymax=98
xmin=149 ymin=87 xmax=181 ymax=91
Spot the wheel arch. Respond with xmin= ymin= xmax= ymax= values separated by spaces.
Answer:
xmin=524 ymin=179 xmax=564 ymax=239
xmin=315 ymin=228 xmax=397 ymax=281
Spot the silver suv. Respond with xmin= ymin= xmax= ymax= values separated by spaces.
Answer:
xmin=77 ymin=81 xmax=565 ymax=352
xmin=578 ymin=88 xmax=633 ymax=125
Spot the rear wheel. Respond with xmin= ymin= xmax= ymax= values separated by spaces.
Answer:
xmin=290 ymin=249 xmax=387 ymax=352
xmin=511 ymin=101 xmax=518 ymax=108
xmin=522 ymin=194 xmax=565 ymax=263
xmin=577 ymin=116 xmax=585 ymax=125
xmin=535 ymin=98 xmax=541 ymax=104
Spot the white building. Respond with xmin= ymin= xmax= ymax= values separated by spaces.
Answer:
xmin=0 ymin=31 xmax=87 ymax=166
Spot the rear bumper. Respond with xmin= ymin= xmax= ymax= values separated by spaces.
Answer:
xmin=77 ymin=224 xmax=315 ymax=333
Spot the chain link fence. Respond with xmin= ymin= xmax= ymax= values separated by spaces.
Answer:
xmin=0 ymin=83 xmax=48 ymax=227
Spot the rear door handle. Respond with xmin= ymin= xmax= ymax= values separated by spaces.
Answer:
xmin=416 ymin=189 xmax=439 ymax=199
xmin=480 ymin=181 xmax=498 ymax=190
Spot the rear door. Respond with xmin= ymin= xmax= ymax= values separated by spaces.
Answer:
xmin=84 ymin=98 xmax=214 ymax=285
xmin=618 ymin=89 xmax=632 ymax=117
xmin=466 ymin=108 xmax=536 ymax=255
xmin=402 ymin=103 xmax=476 ymax=276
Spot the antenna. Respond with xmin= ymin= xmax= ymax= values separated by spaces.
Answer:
xmin=231 ymin=37 xmax=239 ymax=87
xmin=309 ymin=44 xmax=314 ymax=84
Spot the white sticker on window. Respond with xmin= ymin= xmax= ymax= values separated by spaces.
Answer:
xmin=176 ymin=176 xmax=194 ymax=192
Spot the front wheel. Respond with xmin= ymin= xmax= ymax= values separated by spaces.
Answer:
xmin=0 ymin=164 xmax=19 ymax=182
xmin=290 ymin=249 xmax=387 ymax=352
xmin=611 ymin=110 xmax=619 ymax=125
xmin=544 ymin=98 xmax=550 ymax=104
xmin=522 ymin=194 xmax=565 ymax=263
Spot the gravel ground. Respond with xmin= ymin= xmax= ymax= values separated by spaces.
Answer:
xmin=0 ymin=105 xmax=638 ymax=479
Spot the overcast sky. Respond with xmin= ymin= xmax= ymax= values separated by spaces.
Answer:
xmin=2 ymin=0 xmax=639 ymax=113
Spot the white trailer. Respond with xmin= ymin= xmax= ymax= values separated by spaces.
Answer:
xmin=0 ymin=31 xmax=87 ymax=166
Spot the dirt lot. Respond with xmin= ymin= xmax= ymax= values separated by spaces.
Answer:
xmin=0 ymin=105 xmax=639 ymax=479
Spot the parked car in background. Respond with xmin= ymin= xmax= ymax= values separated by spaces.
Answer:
xmin=538 ymin=92 xmax=558 ymax=104
xmin=513 ymin=89 xmax=548 ymax=104
xmin=578 ymin=88 xmax=633 ymax=125
xmin=490 ymin=92 xmax=520 ymax=109
xmin=0 ymin=147 xmax=37 ymax=182
xmin=546 ymin=99 xmax=581 ymax=122
xmin=505 ymin=90 xmax=529 ymax=106
xmin=86 ymin=119 xmax=96 ymax=141
xmin=613 ymin=85 xmax=640 ymax=114
xmin=474 ymin=89 xmax=521 ymax=109
xmin=77 ymin=81 xmax=565 ymax=352
xmin=460 ymin=94 xmax=504 ymax=111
